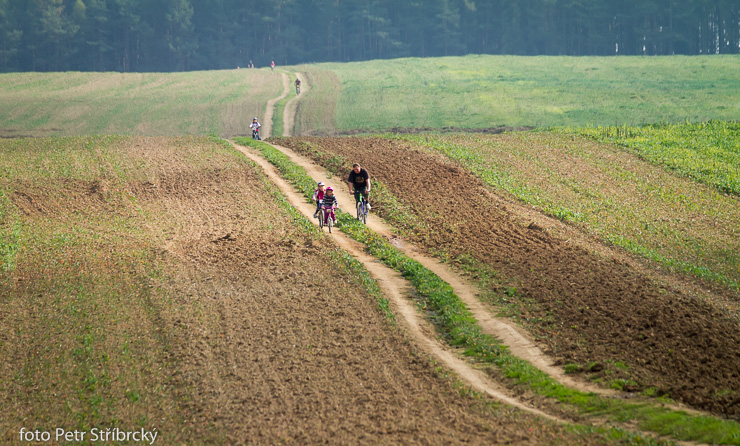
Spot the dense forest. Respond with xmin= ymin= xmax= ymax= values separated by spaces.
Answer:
xmin=1 ymin=0 xmax=738 ymax=72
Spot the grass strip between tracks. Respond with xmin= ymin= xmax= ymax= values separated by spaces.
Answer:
xmin=234 ymin=136 xmax=740 ymax=445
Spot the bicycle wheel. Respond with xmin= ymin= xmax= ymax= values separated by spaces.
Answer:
xmin=327 ymin=215 xmax=333 ymax=233
xmin=318 ymin=210 xmax=324 ymax=230
xmin=360 ymin=202 xmax=367 ymax=225
xmin=356 ymin=200 xmax=363 ymax=221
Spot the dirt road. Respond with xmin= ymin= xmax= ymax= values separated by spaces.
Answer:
xmin=271 ymin=71 xmax=615 ymax=398
xmin=272 ymin=135 xmax=740 ymax=421
xmin=230 ymin=139 xmax=563 ymax=422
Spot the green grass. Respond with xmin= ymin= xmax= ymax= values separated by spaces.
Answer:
xmin=269 ymin=72 xmax=291 ymax=137
xmin=239 ymin=136 xmax=740 ymax=445
xmin=314 ymin=55 xmax=740 ymax=132
xmin=0 ymin=70 xmax=283 ymax=138
xmin=3 ymin=56 xmax=738 ymax=138
xmin=557 ymin=120 xmax=740 ymax=196
xmin=288 ymin=66 xmax=342 ymax=136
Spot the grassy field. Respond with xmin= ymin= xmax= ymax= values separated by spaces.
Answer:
xmin=2 ymin=55 xmax=738 ymax=138
xmin=316 ymin=55 xmax=740 ymax=132
xmin=558 ymin=121 xmax=740 ymax=195
xmin=0 ymin=70 xmax=283 ymax=138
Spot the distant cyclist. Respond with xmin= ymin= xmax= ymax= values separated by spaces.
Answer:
xmin=295 ymin=77 xmax=301 ymax=94
xmin=250 ymin=117 xmax=261 ymax=140
xmin=347 ymin=163 xmax=371 ymax=210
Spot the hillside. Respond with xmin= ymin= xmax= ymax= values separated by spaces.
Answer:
xmin=1 ymin=55 xmax=739 ymax=138
xmin=3 ymin=135 xmax=619 ymax=444
xmin=2 ymin=57 xmax=740 ymax=444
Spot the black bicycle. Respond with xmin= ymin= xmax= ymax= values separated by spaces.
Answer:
xmin=252 ymin=128 xmax=261 ymax=140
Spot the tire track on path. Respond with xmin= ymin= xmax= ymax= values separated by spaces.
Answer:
xmin=228 ymin=139 xmax=562 ymax=423
xmin=263 ymin=139 xmax=717 ymax=423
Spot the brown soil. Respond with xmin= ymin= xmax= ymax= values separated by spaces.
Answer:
xmin=5 ymin=136 xmax=621 ymax=444
xmin=98 ymin=137 xmax=618 ymax=443
xmin=135 ymin=136 xmax=617 ymax=444
xmin=272 ymin=136 xmax=740 ymax=420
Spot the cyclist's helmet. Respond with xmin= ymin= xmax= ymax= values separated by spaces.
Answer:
xmin=253 ymin=117 xmax=258 ymax=121
xmin=317 ymin=181 xmax=325 ymax=187
xmin=325 ymin=186 xmax=334 ymax=192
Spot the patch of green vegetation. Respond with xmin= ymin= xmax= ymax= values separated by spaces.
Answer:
xmin=318 ymin=55 xmax=740 ymax=132
xmin=0 ymin=190 xmax=21 ymax=272
xmin=0 ymin=70 xmax=283 ymax=137
xmin=558 ymin=120 xmax=740 ymax=196
xmin=247 ymin=136 xmax=740 ymax=445
xmin=271 ymin=91 xmax=290 ymax=137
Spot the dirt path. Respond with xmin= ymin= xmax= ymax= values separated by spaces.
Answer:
xmin=247 ymin=77 xmax=718 ymax=435
xmin=228 ymin=140 xmax=562 ymax=423
xmin=261 ymin=72 xmax=290 ymax=138
xmin=263 ymin=141 xmax=618 ymax=398
xmin=268 ymin=74 xmax=613 ymax=397
xmin=282 ymin=72 xmax=306 ymax=136
xmin=270 ymin=80 xmax=733 ymax=424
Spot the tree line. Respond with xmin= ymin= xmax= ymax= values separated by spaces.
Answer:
xmin=1 ymin=0 xmax=737 ymax=73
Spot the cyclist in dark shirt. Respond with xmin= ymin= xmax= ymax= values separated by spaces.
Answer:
xmin=347 ymin=163 xmax=371 ymax=210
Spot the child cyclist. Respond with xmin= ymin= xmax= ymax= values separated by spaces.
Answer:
xmin=321 ymin=186 xmax=339 ymax=226
xmin=312 ymin=181 xmax=326 ymax=218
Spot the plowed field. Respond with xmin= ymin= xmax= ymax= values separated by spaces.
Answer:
xmin=271 ymin=136 xmax=740 ymax=420
xmin=2 ymin=136 xmax=615 ymax=444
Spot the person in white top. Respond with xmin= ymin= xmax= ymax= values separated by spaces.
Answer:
xmin=250 ymin=117 xmax=261 ymax=140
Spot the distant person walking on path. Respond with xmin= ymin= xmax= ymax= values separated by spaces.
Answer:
xmin=271 ymin=60 xmax=275 ymax=71
xmin=295 ymin=77 xmax=301 ymax=94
